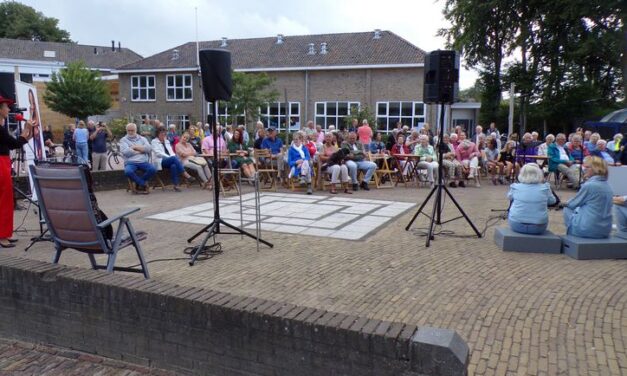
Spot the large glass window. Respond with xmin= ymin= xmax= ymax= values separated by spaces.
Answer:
xmin=165 ymin=114 xmax=190 ymax=131
xmin=259 ymin=102 xmax=300 ymax=131
xmin=314 ymin=101 xmax=360 ymax=130
xmin=207 ymin=102 xmax=245 ymax=126
xmin=166 ymin=74 xmax=193 ymax=101
xmin=376 ymin=101 xmax=425 ymax=132
xmin=131 ymin=75 xmax=156 ymax=101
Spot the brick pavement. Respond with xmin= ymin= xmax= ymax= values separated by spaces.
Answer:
xmin=4 ymin=183 xmax=627 ymax=375
xmin=0 ymin=338 xmax=174 ymax=375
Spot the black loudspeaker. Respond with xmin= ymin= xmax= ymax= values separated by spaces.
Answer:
xmin=423 ymin=50 xmax=459 ymax=104
xmin=0 ymin=72 xmax=16 ymax=102
xmin=199 ymin=49 xmax=232 ymax=101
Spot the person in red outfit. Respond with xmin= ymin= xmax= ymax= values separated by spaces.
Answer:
xmin=0 ymin=96 xmax=33 ymax=248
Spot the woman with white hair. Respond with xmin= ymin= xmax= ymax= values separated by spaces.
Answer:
xmin=413 ymin=134 xmax=438 ymax=186
xmin=507 ymin=163 xmax=557 ymax=234
xmin=607 ymin=133 xmax=623 ymax=153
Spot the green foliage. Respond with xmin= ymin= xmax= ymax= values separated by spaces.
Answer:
xmin=458 ymin=79 xmax=483 ymax=102
xmin=342 ymin=105 xmax=377 ymax=132
xmin=0 ymin=1 xmax=71 ymax=42
xmin=440 ymin=0 xmax=625 ymax=130
xmin=43 ymin=61 xmax=111 ymax=119
xmin=108 ymin=118 xmax=128 ymax=139
xmin=228 ymin=71 xmax=278 ymax=130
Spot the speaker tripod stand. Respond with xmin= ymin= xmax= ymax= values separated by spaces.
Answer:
xmin=405 ymin=102 xmax=482 ymax=247
xmin=186 ymin=50 xmax=273 ymax=265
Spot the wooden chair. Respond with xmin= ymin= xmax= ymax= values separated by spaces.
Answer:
xmin=30 ymin=163 xmax=149 ymax=278
xmin=253 ymin=148 xmax=278 ymax=191
xmin=218 ymin=154 xmax=241 ymax=196
xmin=368 ymin=153 xmax=395 ymax=189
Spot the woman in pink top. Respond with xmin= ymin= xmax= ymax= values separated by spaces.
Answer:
xmin=455 ymin=135 xmax=481 ymax=187
xmin=357 ymin=120 xmax=373 ymax=149
xmin=176 ymin=132 xmax=212 ymax=189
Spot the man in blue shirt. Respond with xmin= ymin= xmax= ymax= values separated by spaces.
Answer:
xmin=89 ymin=122 xmax=112 ymax=171
xmin=261 ymin=127 xmax=285 ymax=179
xmin=591 ymin=140 xmax=618 ymax=165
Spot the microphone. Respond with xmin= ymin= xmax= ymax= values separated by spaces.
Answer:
xmin=14 ymin=113 xmax=24 ymax=122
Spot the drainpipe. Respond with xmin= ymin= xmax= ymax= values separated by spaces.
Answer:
xmin=304 ymin=70 xmax=309 ymax=123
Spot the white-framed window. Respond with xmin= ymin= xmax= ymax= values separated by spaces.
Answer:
xmin=166 ymin=74 xmax=193 ymax=101
xmin=314 ymin=101 xmax=360 ymax=130
xmin=131 ymin=75 xmax=156 ymax=101
xmin=259 ymin=102 xmax=300 ymax=131
xmin=207 ymin=102 xmax=245 ymax=126
xmin=166 ymin=114 xmax=190 ymax=131
xmin=134 ymin=113 xmax=158 ymax=124
xmin=376 ymin=101 xmax=425 ymax=132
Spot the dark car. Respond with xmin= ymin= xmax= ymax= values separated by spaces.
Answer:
xmin=583 ymin=108 xmax=627 ymax=140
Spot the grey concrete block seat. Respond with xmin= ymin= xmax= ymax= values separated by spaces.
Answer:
xmin=494 ymin=227 xmax=562 ymax=254
xmin=561 ymin=235 xmax=627 ymax=260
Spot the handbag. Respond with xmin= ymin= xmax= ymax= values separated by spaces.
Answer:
xmin=189 ymin=156 xmax=207 ymax=167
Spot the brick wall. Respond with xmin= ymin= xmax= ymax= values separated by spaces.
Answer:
xmin=0 ymin=255 xmax=468 ymax=375
xmin=119 ymin=71 xmax=205 ymax=123
xmin=118 ymin=67 xmax=427 ymax=129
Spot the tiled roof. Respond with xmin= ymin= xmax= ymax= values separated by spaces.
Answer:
xmin=0 ymin=38 xmax=142 ymax=70
xmin=117 ymin=31 xmax=425 ymax=71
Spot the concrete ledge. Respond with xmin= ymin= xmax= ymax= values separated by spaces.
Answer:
xmin=561 ymin=235 xmax=627 ymax=260
xmin=0 ymin=255 xmax=469 ymax=375
xmin=494 ymin=227 xmax=562 ymax=254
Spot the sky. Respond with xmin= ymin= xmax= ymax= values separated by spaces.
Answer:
xmin=19 ymin=0 xmax=478 ymax=88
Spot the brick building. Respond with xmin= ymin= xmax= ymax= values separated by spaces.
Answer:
xmin=0 ymin=38 xmax=142 ymax=138
xmin=114 ymin=30 xmax=445 ymax=133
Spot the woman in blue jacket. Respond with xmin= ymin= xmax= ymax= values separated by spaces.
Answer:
xmin=288 ymin=132 xmax=313 ymax=195
xmin=564 ymin=156 xmax=613 ymax=238
xmin=507 ymin=163 xmax=556 ymax=234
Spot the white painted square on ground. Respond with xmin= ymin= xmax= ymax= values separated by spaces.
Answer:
xmin=147 ymin=192 xmax=415 ymax=240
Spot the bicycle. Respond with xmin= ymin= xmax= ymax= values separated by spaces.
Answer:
xmin=107 ymin=138 xmax=123 ymax=170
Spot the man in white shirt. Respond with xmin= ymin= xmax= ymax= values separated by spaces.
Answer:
xmin=151 ymin=127 xmax=190 ymax=191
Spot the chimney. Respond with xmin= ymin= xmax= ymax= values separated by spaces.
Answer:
xmin=307 ymin=43 xmax=315 ymax=55
xmin=118 ymin=41 xmax=121 ymax=51
xmin=276 ymin=34 xmax=284 ymax=44
xmin=220 ymin=37 xmax=228 ymax=47
xmin=171 ymin=49 xmax=179 ymax=60
xmin=111 ymin=40 xmax=115 ymax=51
xmin=320 ymin=42 xmax=328 ymax=54
xmin=373 ymin=29 xmax=382 ymax=39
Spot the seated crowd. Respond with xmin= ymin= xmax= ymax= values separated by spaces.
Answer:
xmin=116 ymin=119 xmax=626 ymax=237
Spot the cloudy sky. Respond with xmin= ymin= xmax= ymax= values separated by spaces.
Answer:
xmin=20 ymin=0 xmax=478 ymax=88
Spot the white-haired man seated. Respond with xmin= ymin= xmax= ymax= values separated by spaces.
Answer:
xmin=120 ymin=123 xmax=155 ymax=193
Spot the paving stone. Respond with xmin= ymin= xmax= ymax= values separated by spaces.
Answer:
xmin=6 ymin=183 xmax=627 ymax=375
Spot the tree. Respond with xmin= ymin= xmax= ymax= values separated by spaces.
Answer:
xmin=0 ymin=1 xmax=71 ymax=42
xmin=343 ymin=105 xmax=377 ymax=133
xmin=43 ymin=61 xmax=111 ymax=119
xmin=228 ymin=71 xmax=278 ymax=130
xmin=440 ymin=0 xmax=625 ymax=131
xmin=439 ymin=0 xmax=517 ymax=123
xmin=458 ymin=79 xmax=483 ymax=102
